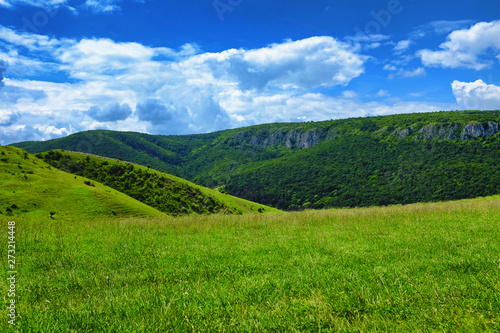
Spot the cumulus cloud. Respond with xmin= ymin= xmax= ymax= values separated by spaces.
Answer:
xmin=232 ymin=37 xmax=366 ymax=90
xmin=452 ymin=80 xmax=500 ymax=110
xmin=179 ymin=37 xmax=366 ymax=91
xmin=87 ymin=103 xmax=132 ymax=122
xmin=57 ymin=38 xmax=158 ymax=80
xmin=135 ymin=98 xmax=172 ymax=125
xmin=0 ymin=110 xmax=20 ymax=126
xmin=418 ymin=20 xmax=500 ymax=70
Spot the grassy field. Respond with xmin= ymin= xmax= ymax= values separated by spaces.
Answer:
xmin=1 ymin=195 xmax=499 ymax=331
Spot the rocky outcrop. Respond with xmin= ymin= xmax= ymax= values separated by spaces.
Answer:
xmin=394 ymin=127 xmax=414 ymax=139
xmin=461 ymin=122 xmax=499 ymax=140
xmin=231 ymin=128 xmax=325 ymax=149
xmin=283 ymin=129 xmax=324 ymax=148
xmin=413 ymin=124 xmax=460 ymax=140
xmin=229 ymin=121 xmax=499 ymax=149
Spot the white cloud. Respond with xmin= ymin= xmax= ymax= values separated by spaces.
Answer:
xmin=0 ymin=59 xmax=7 ymax=87
xmin=418 ymin=20 xmax=500 ymax=70
xmin=219 ymin=91 xmax=454 ymax=125
xmin=376 ymin=89 xmax=390 ymax=97
xmin=383 ymin=64 xmax=397 ymax=71
xmin=385 ymin=66 xmax=425 ymax=79
xmin=211 ymin=37 xmax=367 ymax=90
xmin=400 ymin=67 xmax=425 ymax=78
xmin=346 ymin=34 xmax=390 ymax=43
xmin=410 ymin=20 xmax=476 ymax=39
xmin=0 ymin=0 xmax=127 ymax=12
xmin=345 ymin=34 xmax=389 ymax=51
xmin=341 ymin=90 xmax=358 ymax=99
xmin=0 ymin=0 xmax=66 ymax=8
xmin=452 ymin=80 xmax=500 ymax=110
xmin=57 ymin=38 xmax=156 ymax=79
xmin=393 ymin=39 xmax=411 ymax=53
xmin=0 ymin=26 xmax=67 ymax=52
xmin=84 ymin=0 xmax=120 ymax=12
xmin=0 ymin=0 xmax=13 ymax=7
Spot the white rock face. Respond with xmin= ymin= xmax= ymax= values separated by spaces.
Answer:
xmin=461 ymin=122 xmax=499 ymax=140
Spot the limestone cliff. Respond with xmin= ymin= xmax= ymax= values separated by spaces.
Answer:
xmin=227 ymin=121 xmax=499 ymax=149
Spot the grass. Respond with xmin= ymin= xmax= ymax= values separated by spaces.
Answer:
xmin=1 ymin=195 xmax=499 ymax=331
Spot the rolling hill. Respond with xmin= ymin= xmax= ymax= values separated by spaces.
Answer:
xmin=0 ymin=146 xmax=164 ymax=219
xmin=33 ymin=150 xmax=277 ymax=216
xmin=12 ymin=110 xmax=500 ymax=210
xmin=0 ymin=146 xmax=276 ymax=218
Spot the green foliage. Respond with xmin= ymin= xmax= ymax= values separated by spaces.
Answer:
xmin=224 ymin=134 xmax=500 ymax=210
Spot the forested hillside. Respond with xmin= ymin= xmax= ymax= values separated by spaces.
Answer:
xmin=37 ymin=150 xmax=276 ymax=215
xmin=12 ymin=110 xmax=500 ymax=210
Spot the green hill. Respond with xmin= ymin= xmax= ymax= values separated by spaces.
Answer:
xmin=0 ymin=146 xmax=164 ymax=219
xmin=12 ymin=110 xmax=500 ymax=210
xmin=34 ymin=150 xmax=277 ymax=216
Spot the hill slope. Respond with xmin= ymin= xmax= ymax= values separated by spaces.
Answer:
xmin=35 ymin=150 xmax=277 ymax=216
xmin=0 ymin=146 xmax=164 ymax=219
xmin=12 ymin=110 xmax=500 ymax=210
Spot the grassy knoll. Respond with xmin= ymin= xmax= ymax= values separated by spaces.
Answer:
xmin=1 ymin=196 xmax=499 ymax=331
xmin=0 ymin=146 xmax=164 ymax=219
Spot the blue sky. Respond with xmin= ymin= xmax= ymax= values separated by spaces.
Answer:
xmin=0 ymin=0 xmax=499 ymax=144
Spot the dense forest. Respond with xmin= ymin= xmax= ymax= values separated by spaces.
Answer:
xmin=13 ymin=110 xmax=500 ymax=210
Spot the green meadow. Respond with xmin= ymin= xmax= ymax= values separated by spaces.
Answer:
xmin=2 ymin=195 xmax=499 ymax=332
